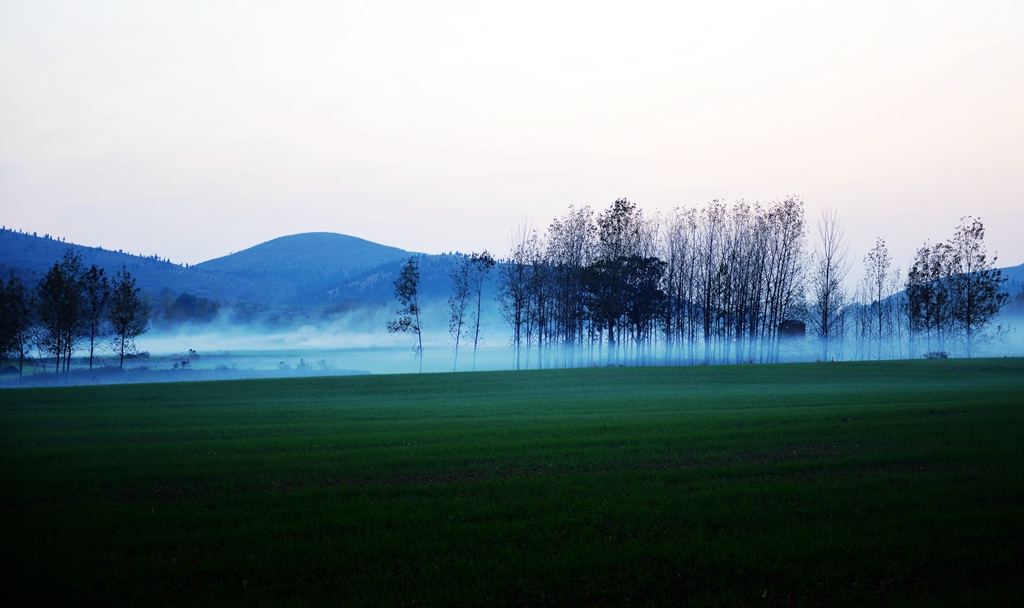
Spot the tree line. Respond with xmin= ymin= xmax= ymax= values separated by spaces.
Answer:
xmin=386 ymin=198 xmax=1009 ymax=372
xmin=0 ymin=250 xmax=148 ymax=383
xmin=473 ymin=198 xmax=1007 ymax=370
xmin=492 ymin=198 xmax=811 ymax=369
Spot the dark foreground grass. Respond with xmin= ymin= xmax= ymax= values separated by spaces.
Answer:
xmin=2 ymin=359 xmax=1023 ymax=606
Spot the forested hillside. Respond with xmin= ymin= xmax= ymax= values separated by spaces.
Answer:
xmin=0 ymin=228 xmax=267 ymax=302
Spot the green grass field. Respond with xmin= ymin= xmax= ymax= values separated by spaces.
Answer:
xmin=2 ymin=359 xmax=1023 ymax=606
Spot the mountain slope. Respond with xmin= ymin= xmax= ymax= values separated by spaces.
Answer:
xmin=0 ymin=228 xmax=269 ymax=302
xmin=1000 ymin=262 xmax=1024 ymax=285
xmin=304 ymin=253 xmax=471 ymax=306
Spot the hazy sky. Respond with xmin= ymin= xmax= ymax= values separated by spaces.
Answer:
xmin=2 ymin=1 xmax=1022 ymax=270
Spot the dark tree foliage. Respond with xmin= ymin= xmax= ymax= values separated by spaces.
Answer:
xmin=0 ymin=277 xmax=14 ymax=369
xmin=622 ymin=255 xmax=667 ymax=365
xmin=34 ymin=250 xmax=86 ymax=376
xmin=949 ymin=218 xmax=1008 ymax=357
xmin=906 ymin=242 xmax=956 ymax=354
xmin=108 ymin=265 xmax=148 ymax=369
xmin=582 ymin=257 xmax=625 ymax=362
xmin=593 ymin=199 xmax=643 ymax=362
xmin=387 ymin=257 xmax=423 ymax=373
xmin=0 ymin=274 xmax=32 ymax=383
xmin=164 ymin=293 xmax=221 ymax=324
xmin=907 ymin=218 xmax=1008 ymax=357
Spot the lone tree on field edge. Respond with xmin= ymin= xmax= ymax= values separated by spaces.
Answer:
xmin=387 ymin=257 xmax=423 ymax=373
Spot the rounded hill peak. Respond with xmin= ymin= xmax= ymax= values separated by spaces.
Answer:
xmin=195 ymin=232 xmax=412 ymax=280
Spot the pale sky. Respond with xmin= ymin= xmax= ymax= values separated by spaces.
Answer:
xmin=2 ymin=0 xmax=1022 ymax=271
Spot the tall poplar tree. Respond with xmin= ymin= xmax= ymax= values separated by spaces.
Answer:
xmin=468 ymin=251 xmax=496 ymax=371
xmin=82 ymin=265 xmax=110 ymax=370
xmin=810 ymin=209 xmax=850 ymax=361
xmin=387 ymin=257 xmax=423 ymax=373
xmin=448 ymin=254 xmax=471 ymax=371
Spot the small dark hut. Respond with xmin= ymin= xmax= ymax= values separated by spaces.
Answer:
xmin=778 ymin=319 xmax=806 ymax=339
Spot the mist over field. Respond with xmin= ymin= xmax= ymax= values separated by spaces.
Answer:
xmin=123 ymin=303 xmax=1024 ymax=385
xmin=134 ymin=303 xmax=516 ymax=377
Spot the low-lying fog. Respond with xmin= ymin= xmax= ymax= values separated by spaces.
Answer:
xmin=3 ymin=306 xmax=1023 ymax=388
xmin=1 ymin=305 xmax=523 ymax=387
xmin=136 ymin=324 xmax=518 ymax=376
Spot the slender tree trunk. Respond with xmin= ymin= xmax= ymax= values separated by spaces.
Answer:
xmin=415 ymin=302 xmax=423 ymax=374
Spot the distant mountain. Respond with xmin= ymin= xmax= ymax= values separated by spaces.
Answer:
xmin=0 ymin=228 xmax=441 ymax=309
xmin=195 ymin=232 xmax=412 ymax=283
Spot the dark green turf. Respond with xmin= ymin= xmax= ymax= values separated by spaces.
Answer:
xmin=2 ymin=359 xmax=1023 ymax=606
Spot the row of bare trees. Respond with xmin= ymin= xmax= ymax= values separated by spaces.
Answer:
xmin=448 ymin=252 xmax=497 ymax=371
xmin=496 ymin=197 xmax=810 ymax=368
xmin=494 ymin=199 xmax=1010 ymax=369
xmin=387 ymin=252 xmax=497 ymax=373
xmin=0 ymin=250 xmax=147 ymax=383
